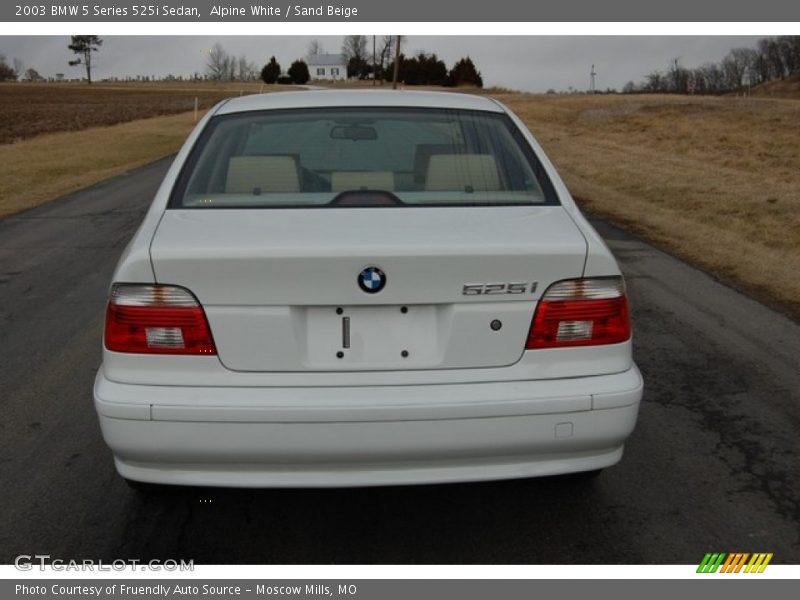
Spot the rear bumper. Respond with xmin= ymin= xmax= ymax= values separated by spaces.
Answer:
xmin=94 ymin=366 xmax=642 ymax=487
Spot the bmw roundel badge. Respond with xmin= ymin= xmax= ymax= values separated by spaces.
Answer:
xmin=358 ymin=266 xmax=386 ymax=294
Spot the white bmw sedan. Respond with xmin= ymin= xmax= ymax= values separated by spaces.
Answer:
xmin=94 ymin=90 xmax=642 ymax=488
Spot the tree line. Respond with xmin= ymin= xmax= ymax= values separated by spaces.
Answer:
xmin=2 ymin=35 xmax=484 ymax=88
xmin=1 ymin=36 xmax=103 ymax=83
xmin=625 ymin=36 xmax=800 ymax=94
xmin=384 ymin=53 xmax=482 ymax=87
xmin=4 ymin=35 xmax=799 ymax=93
xmin=0 ymin=54 xmax=43 ymax=82
xmin=209 ymin=37 xmax=483 ymax=88
xmin=204 ymin=43 xmax=260 ymax=82
xmin=334 ymin=35 xmax=483 ymax=87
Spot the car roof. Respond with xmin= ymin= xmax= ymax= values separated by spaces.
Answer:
xmin=214 ymin=90 xmax=505 ymax=115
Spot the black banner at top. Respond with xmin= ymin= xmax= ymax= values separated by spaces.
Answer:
xmin=3 ymin=0 xmax=800 ymax=22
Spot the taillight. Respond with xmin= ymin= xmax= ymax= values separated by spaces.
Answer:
xmin=526 ymin=277 xmax=630 ymax=349
xmin=104 ymin=284 xmax=217 ymax=355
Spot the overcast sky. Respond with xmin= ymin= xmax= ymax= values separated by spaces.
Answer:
xmin=2 ymin=36 xmax=763 ymax=91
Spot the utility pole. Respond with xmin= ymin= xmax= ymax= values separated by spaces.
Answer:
xmin=590 ymin=64 xmax=596 ymax=93
xmin=392 ymin=35 xmax=401 ymax=90
xmin=373 ymin=35 xmax=377 ymax=86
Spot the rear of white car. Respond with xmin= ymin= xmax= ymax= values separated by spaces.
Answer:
xmin=94 ymin=91 xmax=642 ymax=487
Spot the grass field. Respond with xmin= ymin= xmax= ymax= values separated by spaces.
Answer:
xmin=0 ymin=82 xmax=294 ymax=218
xmin=1 ymin=83 xmax=798 ymax=318
xmin=1 ymin=111 xmax=202 ymax=217
xmin=496 ymin=92 xmax=800 ymax=317
xmin=750 ymin=73 xmax=800 ymax=99
xmin=0 ymin=81 xmax=292 ymax=143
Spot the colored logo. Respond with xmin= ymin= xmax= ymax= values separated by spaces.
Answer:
xmin=697 ymin=552 xmax=773 ymax=573
xmin=358 ymin=266 xmax=386 ymax=294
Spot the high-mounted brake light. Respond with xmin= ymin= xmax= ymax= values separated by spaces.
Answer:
xmin=526 ymin=277 xmax=630 ymax=349
xmin=104 ymin=284 xmax=217 ymax=355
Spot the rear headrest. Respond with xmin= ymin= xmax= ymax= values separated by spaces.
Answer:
xmin=424 ymin=154 xmax=501 ymax=192
xmin=225 ymin=156 xmax=300 ymax=194
xmin=331 ymin=171 xmax=394 ymax=192
xmin=413 ymin=144 xmax=466 ymax=184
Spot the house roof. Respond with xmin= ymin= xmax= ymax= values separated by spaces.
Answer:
xmin=307 ymin=54 xmax=347 ymax=66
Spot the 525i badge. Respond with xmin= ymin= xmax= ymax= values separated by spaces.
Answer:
xmin=462 ymin=282 xmax=538 ymax=295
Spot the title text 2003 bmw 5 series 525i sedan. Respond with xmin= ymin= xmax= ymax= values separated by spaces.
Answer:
xmin=94 ymin=90 xmax=642 ymax=488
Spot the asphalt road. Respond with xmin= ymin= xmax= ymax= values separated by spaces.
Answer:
xmin=1 ymin=158 xmax=798 ymax=565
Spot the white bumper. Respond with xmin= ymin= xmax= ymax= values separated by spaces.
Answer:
xmin=94 ymin=366 xmax=642 ymax=487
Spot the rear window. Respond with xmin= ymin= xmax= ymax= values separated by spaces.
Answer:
xmin=170 ymin=107 xmax=559 ymax=208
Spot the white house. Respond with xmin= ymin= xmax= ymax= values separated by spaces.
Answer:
xmin=307 ymin=54 xmax=347 ymax=81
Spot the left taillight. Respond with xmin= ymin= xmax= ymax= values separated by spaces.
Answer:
xmin=104 ymin=284 xmax=217 ymax=355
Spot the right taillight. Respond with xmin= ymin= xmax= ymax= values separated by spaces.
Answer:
xmin=104 ymin=284 xmax=217 ymax=355
xmin=526 ymin=277 xmax=630 ymax=349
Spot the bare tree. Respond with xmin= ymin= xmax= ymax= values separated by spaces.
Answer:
xmin=378 ymin=36 xmax=393 ymax=66
xmin=13 ymin=57 xmax=24 ymax=78
xmin=777 ymin=35 xmax=800 ymax=76
xmin=376 ymin=36 xmax=403 ymax=81
xmin=632 ymin=35 xmax=800 ymax=96
xmin=68 ymin=35 xmax=103 ymax=84
xmin=307 ymin=39 xmax=324 ymax=57
xmin=0 ymin=54 xmax=17 ymax=81
xmin=342 ymin=35 xmax=368 ymax=63
xmin=642 ymin=70 xmax=665 ymax=93
xmin=667 ymin=58 xmax=690 ymax=93
xmin=750 ymin=50 xmax=770 ymax=85
xmin=24 ymin=67 xmax=42 ymax=82
xmin=342 ymin=35 xmax=371 ymax=79
xmin=697 ymin=63 xmax=725 ymax=93
xmin=721 ymin=47 xmax=755 ymax=90
xmin=758 ymin=37 xmax=786 ymax=80
xmin=206 ymin=43 xmax=233 ymax=81
xmin=237 ymin=54 xmax=256 ymax=81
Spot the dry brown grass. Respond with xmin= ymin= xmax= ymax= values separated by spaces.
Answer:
xmin=493 ymin=92 xmax=800 ymax=317
xmin=750 ymin=74 xmax=800 ymax=99
xmin=0 ymin=111 xmax=200 ymax=217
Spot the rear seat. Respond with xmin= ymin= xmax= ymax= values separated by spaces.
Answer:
xmin=225 ymin=156 xmax=300 ymax=194
xmin=424 ymin=154 xmax=501 ymax=192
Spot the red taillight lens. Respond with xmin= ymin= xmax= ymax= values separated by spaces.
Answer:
xmin=104 ymin=284 xmax=216 ymax=355
xmin=526 ymin=277 xmax=631 ymax=349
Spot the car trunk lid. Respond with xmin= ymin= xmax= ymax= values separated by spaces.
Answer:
xmin=149 ymin=206 xmax=586 ymax=371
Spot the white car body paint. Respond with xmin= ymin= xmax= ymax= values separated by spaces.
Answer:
xmin=95 ymin=91 xmax=642 ymax=487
